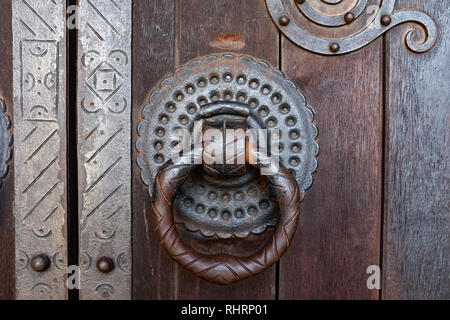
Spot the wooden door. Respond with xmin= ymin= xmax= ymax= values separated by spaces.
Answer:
xmin=0 ymin=0 xmax=448 ymax=300
xmin=131 ymin=0 xmax=448 ymax=300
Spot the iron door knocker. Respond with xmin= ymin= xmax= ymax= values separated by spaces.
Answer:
xmin=138 ymin=54 xmax=318 ymax=284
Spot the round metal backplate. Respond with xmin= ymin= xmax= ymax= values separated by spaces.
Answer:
xmin=137 ymin=55 xmax=318 ymax=238
xmin=173 ymin=166 xmax=280 ymax=239
xmin=0 ymin=99 xmax=12 ymax=188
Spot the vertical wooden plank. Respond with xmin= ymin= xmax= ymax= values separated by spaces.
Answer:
xmin=0 ymin=1 xmax=14 ymax=300
xmin=383 ymin=0 xmax=449 ymax=299
xmin=132 ymin=0 xmax=177 ymax=299
xmin=177 ymin=0 xmax=279 ymax=66
xmin=280 ymin=40 xmax=383 ymax=298
xmin=173 ymin=0 xmax=279 ymax=300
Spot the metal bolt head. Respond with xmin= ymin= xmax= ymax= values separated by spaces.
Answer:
xmin=279 ymin=15 xmax=290 ymax=26
xmin=97 ymin=256 xmax=115 ymax=273
xmin=31 ymin=254 xmax=51 ymax=272
xmin=329 ymin=42 xmax=340 ymax=53
xmin=381 ymin=15 xmax=392 ymax=26
xmin=344 ymin=12 xmax=355 ymax=24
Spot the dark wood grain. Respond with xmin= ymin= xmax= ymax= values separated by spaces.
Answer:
xmin=127 ymin=0 xmax=281 ymax=300
xmin=279 ymin=39 xmax=383 ymax=299
xmin=177 ymin=0 xmax=279 ymax=66
xmin=0 ymin=1 xmax=14 ymax=300
xmin=132 ymin=0 xmax=177 ymax=299
xmin=134 ymin=0 xmax=448 ymax=300
xmin=382 ymin=0 xmax=449 ymax=300
xmin=172 ymin=0 xmax=279 ymax=299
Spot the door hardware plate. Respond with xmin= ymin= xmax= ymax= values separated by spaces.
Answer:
xmin=12 ymin=0 xmax=68 ymax=300
xmin=137 ymin=54 xmax=319 ymax=284
xmin=77 ymin=0 xmax=132 ymax=300
xmin=0 ymin=99 xmax=11 ymax=189
xmin=137 ymin=54 xmax=318 ymax=200
xmin=266 ymin=0 xmax=437 ymax=55
xmin=173 ymin=166 xmax=281 ymax=240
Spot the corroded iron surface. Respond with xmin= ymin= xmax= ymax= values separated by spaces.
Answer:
xmin=12 ymin=0 xmax=68 ymax=300
xmin=266 ymin=0 xmax=437 ymax=55
xmin=77 ymin=0 xmax=132 ymax=300
xmin=137 ymin=54 xmax=319 ymax=284
xmin=153 ymin=159 xmax=301 ymax=284
xmin=173 ymin=166 xmax=280 ymax=240
xmin=137 ymin=54 xmax=319 ymax=199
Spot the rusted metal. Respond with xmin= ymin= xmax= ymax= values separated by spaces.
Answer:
xmin=279 ymin=15 xmax=291 ymax=26
xmin=344 ymin=12 xmax=355 ymax=24
xmin=174 ymin=165 xmax=280 ymax=240
xmin=96 ymin=257 xmax=115 ymax=274
xmin=381 ymin=15 xmax=392 ymax=26
xmin=329 ymin=42 xmax=340 ymax=52
xmin=137 ymin=54 xmax=318 ymax=284
xmin=30 ymin=254 xmax=51 ymax=273
xmin=77 ymin=0 xmax=132 ymax=300
xmin=138 ymin=54 xmax=318 ymax=200
xmin=176 ymin=102 xmax=278 ymax=239
xmin=13 ymin=0 xmax=68 ymax=300
xmin=152 ymin=156 xmax=301 ymax=284
xmin=265 ymin=0 xmax=438 ymax=55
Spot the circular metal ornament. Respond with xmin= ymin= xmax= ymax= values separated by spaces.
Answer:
xmin=137 ymin=54 xmax=318 ymax=200
xmin=0 ymin=99 xmax=12 ymax=189
xmin=137 ymin=54 xmax=318 ymax=284
xmin=296 ymin=0 xmax=368 ymax=27
xmin=173 ymin=166 xmax=280 ymax=239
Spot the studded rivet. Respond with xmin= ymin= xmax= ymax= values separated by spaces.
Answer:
xmin=344 ymin=12 xmax=355 ymax=24
xmin=279 ymin=15 xmax=290 ymax=26
xmin=329 ymin=42 xmax=340 ymax=53
xmin=97 ymin=256 xmax=115 ymax=273
xmin=381 ymin=15 xmax=392 ymax=26
xmin=31 ymin=254 xmax=51 ymax=272
xmin=138 ymin=54 xmax=318 ymax=269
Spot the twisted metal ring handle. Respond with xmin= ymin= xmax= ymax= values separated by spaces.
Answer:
xmin=152 ymin=160 xmax=301 ymax=285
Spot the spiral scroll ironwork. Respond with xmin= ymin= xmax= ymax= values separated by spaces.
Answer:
xmin=266 ymin=0 xmax=437 ymax=55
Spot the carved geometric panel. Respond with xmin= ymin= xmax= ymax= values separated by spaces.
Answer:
xmin=21 ymin=40 xmax=59 ymax=121
xmin=77 ymin=0 xmax=132 ymax=300
xmin=12 ymin=0 xmax=68 ymax=300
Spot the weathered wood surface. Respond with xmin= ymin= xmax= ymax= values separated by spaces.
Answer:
xmin=0 ymin=1 xmax=14 ymax=301
xmin=132 ymin=0 xmax=176 ymax=300
xmin=279 ymin=39 xmax=383 ymax=299
xmin=382 ymin=0 xmax=449 ymax=300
